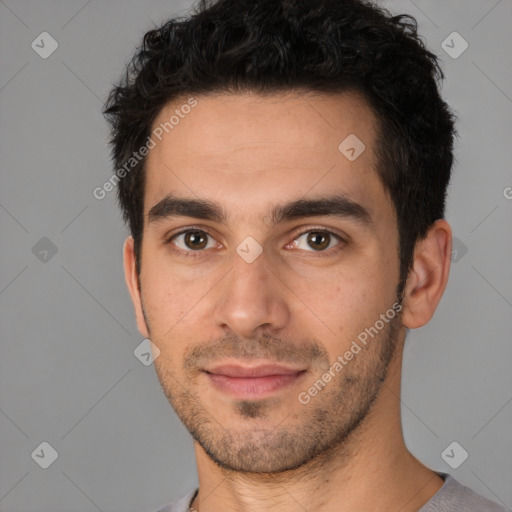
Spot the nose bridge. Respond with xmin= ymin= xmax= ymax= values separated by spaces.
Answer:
xmin=212 ymin=248 xmax=289 ymax=336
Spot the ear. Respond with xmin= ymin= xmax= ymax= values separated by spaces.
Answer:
xmin=123 ymin=236 xmax=150 ymax=338
xmin=401 ymin=219 xmax=452 ymax=329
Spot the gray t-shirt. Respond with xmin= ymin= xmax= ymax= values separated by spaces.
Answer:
xmin=153 ymin=472 xmax=509 ymax=512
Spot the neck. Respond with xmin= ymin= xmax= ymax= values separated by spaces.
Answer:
xmin=191 ymin=348 xmax=443 ymax=512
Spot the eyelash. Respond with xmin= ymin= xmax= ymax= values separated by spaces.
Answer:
xmin=165 ymin=226 xmax=346 ymax=259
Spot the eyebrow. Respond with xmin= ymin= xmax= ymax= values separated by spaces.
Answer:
xmin=147 ymin=193 xmax=373 ymax=229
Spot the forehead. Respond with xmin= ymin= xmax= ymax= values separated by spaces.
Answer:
xmin=143 ymin=90 xmax=390 ymax=224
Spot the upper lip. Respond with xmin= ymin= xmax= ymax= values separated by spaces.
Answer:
xmin=204 ymin=363 xmax=306 ymax=378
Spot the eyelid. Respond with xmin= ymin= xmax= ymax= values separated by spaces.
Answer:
xmin=289 ymin=225 xmax=347 ymax=243
xmin=165 ymin=224 xmax=217 ymax=241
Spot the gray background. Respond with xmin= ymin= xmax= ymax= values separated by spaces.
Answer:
xmin=0 ymin=0 xmax=511 ymax=511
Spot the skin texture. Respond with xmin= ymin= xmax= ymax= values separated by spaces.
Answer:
xmin=123 ymin=91 xmax=452 ymax=512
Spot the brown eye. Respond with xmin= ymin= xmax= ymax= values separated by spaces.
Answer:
xmin=291 ymin=229 xmax=342 ymax=253
xmin=170 ymin=229 xmax=215 ymax=255
xmin=183 ymin=231 xmax=208 ymax=250
xmin=306 ymin=231 xmax=331 ymax=251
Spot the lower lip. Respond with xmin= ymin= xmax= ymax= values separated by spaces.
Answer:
xmin=206 ymin=371 xmax=306 ymax=399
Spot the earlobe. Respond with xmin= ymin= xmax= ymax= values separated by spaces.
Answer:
xmin=401 ymin=219 xmax=452 ymax=329
xmin=123 ymin=236 xmax=150 ymax=338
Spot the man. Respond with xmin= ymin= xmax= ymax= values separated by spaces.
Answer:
xmin=103 ymin=0 xmax=508 ymax=511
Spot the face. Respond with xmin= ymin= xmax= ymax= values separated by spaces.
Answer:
xmin=128 ymin=90 xmax=405 ymax=473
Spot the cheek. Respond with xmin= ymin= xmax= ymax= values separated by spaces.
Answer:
xmin=299 ymin=266 xmax=393 ymax=342
xmin=141 ymin=265 xmax=192 ymax=332
xmin=141 ymin=257 xmax=223 ymax=345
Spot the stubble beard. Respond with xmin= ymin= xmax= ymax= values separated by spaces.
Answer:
xmin=152 ymin=310 xmax=403 ymax=475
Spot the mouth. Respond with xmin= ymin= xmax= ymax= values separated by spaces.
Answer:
xmin=203 ymin=362 xmax=307 ymax=399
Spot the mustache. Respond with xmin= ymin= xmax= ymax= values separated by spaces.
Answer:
xmin=183 ymin=332 xmax=330 ymax=370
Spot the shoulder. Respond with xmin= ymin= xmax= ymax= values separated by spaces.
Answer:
xmin=420 ymin=473 xmax=509 ymax=512
xmin=152 ymin=488 xmax=198 ymax=512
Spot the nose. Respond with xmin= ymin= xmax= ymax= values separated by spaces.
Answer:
xmin=211 ymin=250 xmax=291 ymax=339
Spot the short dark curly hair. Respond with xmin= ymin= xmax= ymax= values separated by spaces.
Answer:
xmin=103 ymin=0 xmax=457 ymax=299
